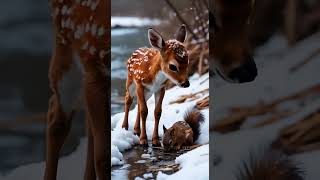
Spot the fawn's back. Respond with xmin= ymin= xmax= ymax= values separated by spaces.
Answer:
xmin=49 ymin=0 xmax=109 ymax=64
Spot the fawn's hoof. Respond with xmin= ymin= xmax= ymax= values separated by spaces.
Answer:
xmin=139 ymin=139 xmax=148 ymax=147
xmin=152 ymin=139 xmax=161 ymax=147
xmin=121 ymin=125 xmax=128 ymax=130
xmin=152 ymin=142 xmax=161 ymax=147
xmin=134 ymin=129 xmax=141 ymax=136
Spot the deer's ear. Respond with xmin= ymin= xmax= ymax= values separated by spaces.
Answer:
xmin=176 ymin=24 xmax=187 ymax=43
xmin=163 ymin=125 xmax=167 ymax=133
xmin=148 ymin=28 xmax=165 ymax=50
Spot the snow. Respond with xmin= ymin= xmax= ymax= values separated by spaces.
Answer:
xmin=157 ymin=144 xmax=209 ymax=180
xmin=111 ymin=16 xmax=161 ymax=28
xmin=111 ymin=73 xmax=209 ymax=166
xmin=111 ymin=73 xmax=209 ymax=178
xmin=211 ymin=32 xmax=320 ymax=180
xmin=0 ymin=139 xmax=88 ymax=180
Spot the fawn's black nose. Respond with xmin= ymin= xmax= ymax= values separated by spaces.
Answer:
xmin=229 ymin=59 xmax=257 ymax=83
xmin=181 ymin=80 xmax=190 ymax=88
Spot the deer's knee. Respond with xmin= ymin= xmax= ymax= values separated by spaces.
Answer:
xmin=125 ymin=94 xmax=133 ymax=105
xmin=48 ymin=119 xmax=71 ymax=138
xmin=140 ymin=106 xmax=148 ymax=120
xmin=154 ymin=109 xmax=162 ymax=120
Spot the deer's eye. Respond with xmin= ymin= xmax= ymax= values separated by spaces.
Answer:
xmin=169 ymin=64 xmax=178 ymax=72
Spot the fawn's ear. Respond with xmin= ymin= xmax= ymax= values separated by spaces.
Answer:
xmin=148 ymin=28 xmax=165 ymax=50
xmin=163 ymin=125 xmax=167 ymax=133
xmin=175 ymin=24 xmax=187 ymax=43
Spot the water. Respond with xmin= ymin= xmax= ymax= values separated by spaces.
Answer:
xmin=111 ymin=27 xmax=149 ymax=115
xmin=112 ymin=143 xmax=181 ymax=180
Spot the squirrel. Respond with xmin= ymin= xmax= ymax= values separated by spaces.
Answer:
xmin=236 ymin=149 xmax=304 ymax=180
xmin=162 ymin=109 xmax=204 ymax=152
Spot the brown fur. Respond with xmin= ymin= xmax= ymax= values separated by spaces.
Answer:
xmin=210 ymin=0 xmax=257 ymax=83
xmin=162 ymin=109 xmax=204 ymax=152
xmin=45 ymin=1 xmax=110 ymax=180
xmin=236 ymin=150 xmax=304 ymax=180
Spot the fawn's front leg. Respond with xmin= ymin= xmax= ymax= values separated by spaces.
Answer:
xmin=152 ymin=87 xmax=165 ymax=146
xmin=136 ymin=83 xmax=148 ymax=146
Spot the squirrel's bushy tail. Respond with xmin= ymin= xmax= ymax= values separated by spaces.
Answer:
xmin=236 ymin=150 xmax=304 ymax=180
xmin=184 ymin=109 xmax=205 ymax=142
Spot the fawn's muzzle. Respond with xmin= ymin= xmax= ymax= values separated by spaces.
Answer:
xmin=180 ymin=80 xmax=190 ymax=88
xmin=229 ymin=59 xmax=257 ymax=83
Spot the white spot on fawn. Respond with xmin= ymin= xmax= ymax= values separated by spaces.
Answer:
xmin=91 ymin=0 xmax=100 ymax=10
xmin=82 ymin=41 xmax=89 ymax=50
xmin=91 ymin=23 xmax=97 ymax=36
xmin=85 ymin=23 xmax=90 ymax=32
xmin=98 ymin=26 xmax=105 ymax=36
xmin=61 ymin=5 xmax=68 ymax=15
xmin=89 ymin=46 xmax=96 ymax=55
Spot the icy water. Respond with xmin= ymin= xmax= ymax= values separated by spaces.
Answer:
xmin=111 ymin=142 xmax=181 ymax=180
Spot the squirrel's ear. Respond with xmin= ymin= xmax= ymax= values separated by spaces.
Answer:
xmin=163 ymin=125 xmax=167 ymax=133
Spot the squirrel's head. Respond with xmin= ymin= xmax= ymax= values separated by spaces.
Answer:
xmin=162 ymin=124 xmax=194 ymax=152
xmin=162 ymin=125 xmax=175 ymax=152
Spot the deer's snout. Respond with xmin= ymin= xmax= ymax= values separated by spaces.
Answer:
xmin=180 ymin=80 xmax=190 ymax=88
xmin=229 ymin=58 xmax=257 ymax=83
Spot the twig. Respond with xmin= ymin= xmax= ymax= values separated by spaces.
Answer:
xmin=163 ymin=0 xmax=198 ymax=39
xmin=290 ymin=48 xmax=320 ymax=72
xmin=169 ymin=88 xmax=208 ymax=104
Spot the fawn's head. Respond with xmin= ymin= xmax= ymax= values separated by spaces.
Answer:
xmin=148 ymin=25 xmax=190 ymax=88
xmin=210 ymin=0 xmax=257 ymax=83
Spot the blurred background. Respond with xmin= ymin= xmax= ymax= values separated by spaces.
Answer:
xmin=211 ymin=0 xmax=320 ymax=179
xmin=0 ymin=0 xmax=85 ymax=175
xmin=111 ymin=0 xmax=209 ymax=114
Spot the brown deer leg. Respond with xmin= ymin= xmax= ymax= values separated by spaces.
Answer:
xmin=82 ymin=59 xmax=108 ymax=180
xmin=122 ymin=78 xmax=133 ymax=130
xmin=133 ymin=103 xmax=141 ymax=136
xmin=84 ymin=115 xmax=96 ymax=180
xmin=45 ymin=93 xmax=74 ymax=180
xmin=152 ymin=87 xmax=165 ymax=146
xmin=136 ymin=83 xmax=148 ymax=146
xmin=45 ymin=41 xmax=74 ymax=180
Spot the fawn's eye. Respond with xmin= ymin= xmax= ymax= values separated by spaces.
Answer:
xmin=169 ymin=64 xmax=178 ymax=72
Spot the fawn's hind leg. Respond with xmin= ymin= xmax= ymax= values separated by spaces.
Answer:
xmin=84 ymin=115 xmax=96 ymax=180
xmin=133 ymin=103 xmax=141 ymax=136
xmin=122 ymin=77 xmax=133 ymax=130
xmin=82 ymin=59 xmax=108 ymax=180
xmin=136 ymin=83 xmax=148 ymax=146
xmin=44 ymin=40 xmax=75 ymax=180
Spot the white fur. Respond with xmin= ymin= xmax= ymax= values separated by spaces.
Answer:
xmin=129 ymin=71 xmax=167 ymax=101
